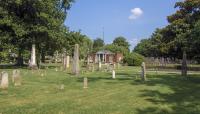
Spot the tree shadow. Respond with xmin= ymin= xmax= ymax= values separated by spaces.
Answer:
xmin=133 ymin=74 xmax=200 ymax=114
xmin=0 ymin=64 xmax=28 ymax=69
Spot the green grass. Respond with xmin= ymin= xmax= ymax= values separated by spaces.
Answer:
xmin=0 ymin=65 xmax=200 ymax=114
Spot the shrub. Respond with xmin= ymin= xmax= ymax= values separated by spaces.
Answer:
xmin=123 ymin=52 xmax=144 ymax=66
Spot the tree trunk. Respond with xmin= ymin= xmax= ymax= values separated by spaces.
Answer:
xmin=181 ymin=51 xmax=187 ymax=77
xmin=16 ymin=49 xmax=24 ymax=66
xmin=41 ymin=50 xmax=45 ymax=63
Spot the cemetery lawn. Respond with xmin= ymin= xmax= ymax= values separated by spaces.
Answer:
xmin=0 ymin=66 xmax=200 ymax=114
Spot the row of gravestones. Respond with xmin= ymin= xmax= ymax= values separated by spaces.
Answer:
xmin=83 ymin=62 xmax=146 ymax=89
xmin=0 ymin=70 xmax=21 ymax=89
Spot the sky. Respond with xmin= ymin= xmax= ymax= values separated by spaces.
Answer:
xmin=65 ymin=0 xmax=181 ymax=49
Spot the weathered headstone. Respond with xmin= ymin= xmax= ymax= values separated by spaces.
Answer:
xmin=12 ymin=70 xmax=21 ymax=86
xmin=72 ymin=44 xmax=80 ymax=76
xmin=66 ymin=55 xmax=70 ymax=68
xmin=182 ymin=51 xmax=187 ymax=76
xmin=83 ymin=77 xmax=88 ymax=89
xmin=112 ymin=70 xmax=116 ymax=79
xmin=0 ymin=72 xmax=9 ymax=89
xmin=29 ymin=44 xmax=38 ymax=70
xmin=59 ymin=84 xmax=65 ymax=90
xmin=98 ymin=61 xmax=102 ymax=71
xmin=63 ymin=49 xmax=67 ymax=71
xmin=141 ymin=62 xmax=146 ymax=81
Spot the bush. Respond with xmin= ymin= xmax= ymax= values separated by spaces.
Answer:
xmin=123 ymin=52 xmax=144 ymax=66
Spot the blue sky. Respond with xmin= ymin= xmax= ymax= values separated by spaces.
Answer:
xmin=65 ymin=0 xmax=180 ymax=49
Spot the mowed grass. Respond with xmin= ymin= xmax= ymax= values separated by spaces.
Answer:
xmin=0 ymin=65 xmax=200 ymax=114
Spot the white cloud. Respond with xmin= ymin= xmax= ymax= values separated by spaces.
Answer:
xmin=129 ymin=8 xmax=143 ymax=20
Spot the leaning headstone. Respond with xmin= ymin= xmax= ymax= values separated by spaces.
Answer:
xmin=141 ymin=62 xmax=146 ymax=81
xmin=83 ymin=77 xmax=88 ymax=89
xmin=0 ymin=72 xmax=9 ymax=89
xmin=72 ymin=44 xmax=80 ymax=76
xmin=12 ymin=70 xmax=21 ymax=86
xmin=63 ymin=49 xmax=67 ymax=71
xmin=112 ymin=70 xmax=116 ymax=79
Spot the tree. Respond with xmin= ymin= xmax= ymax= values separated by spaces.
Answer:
xmin=0 ymin=0 xmax=74 ymax=67
xmin=93 ymin=38 xmax=104 ymax=52
xmin=113 ymin=36 xmax=130 ymax=51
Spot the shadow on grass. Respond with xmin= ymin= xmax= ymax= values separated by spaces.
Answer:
xmin=133 ymin=74 xmax=200 ymax=114
xmin=0 ymin=64 xmax=28 ymax=69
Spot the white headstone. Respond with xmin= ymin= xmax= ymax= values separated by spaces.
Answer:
xmin=0 ymin=72 xmax=9 ymax=89
xmin=66 ymin=55 xmax=70 ymax=68
xmin=112 ymin=70 xmax=116 ymax=79
xmin=29 ymin=44 xmax=37 ymax=69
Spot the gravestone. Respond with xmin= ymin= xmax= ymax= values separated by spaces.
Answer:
xmin=59 ymin=84 xmax=65 ymax=90
xmin=12 ymin=70 xmax=21 ymax=86
xmin=182 ymin=51 xmax=187 ymax=76
xmin=63 ymin=49 xmax=67 ymax=71
xmin=141 ymin=62 xmax=146 ymax=81
xmin=29 ymin=44 xmax=38 ymax=70
xmin=83 ymin=77 xmax=88 ymax=88
xmin=98 ymin=61 xmax=102 ymax=71
xmin=66 ymin=55 xmax=70 ymax=68
xmin=72 ymin=44 xmax=80 ymax=76
xmin=0 ymin=72 xmax=9 ymax=89
xmin=112 ymin=70 xmax=116 ymax=79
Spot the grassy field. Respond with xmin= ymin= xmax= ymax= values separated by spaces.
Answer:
xmin=0 ymin=65 xmax=200 ymax=114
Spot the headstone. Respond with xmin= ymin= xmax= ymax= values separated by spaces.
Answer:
xmin=59 ymin=84 xmax=65 ymax=90
xmin=63 ymin=49 xmax=67 ymax=71
xmin=29 ymin=44 xmax=38 ymax=70
xmin=0 ymin=72 xmax=9 ymax=89
xmin=66 ymin=55 xmax=70 ymax=68
xmin=112 ymin=70 xmax=116 ymax=79
xmin=141 ymin=62 xmax=146 ymax=81
xmin=83 ymin=77 xmax=88 ymax=89
xmin=72 ymin=44 xmax=80 ymax=76
xmin=12 ymin=70 xmax=21 ymax=86
xmin=182 ymin=51 xmax=187 ymax=76
xmin=98 ymin=61 xmax=102 ymax=71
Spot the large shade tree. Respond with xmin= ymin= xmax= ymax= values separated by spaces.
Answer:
xmin=0 ymin=0 xmax=74 ymax=68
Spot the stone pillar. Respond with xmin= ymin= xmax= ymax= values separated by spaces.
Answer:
xmin=182 ymin=51 xmax=187 ymax=76
xmin=72 ymin=44 xmax=80 ymax=76
xmin=29 ymin=44 xmax=37 ymax=70
xmin=141 ymin=62 xmax=146 ymax=81
xmin=112 ymin=70 xmax=116 ymax=79
xmin=0 ymin=72 xmax=9 ymax=89
xmin=83 ymin=77 xmax=88 ymax=88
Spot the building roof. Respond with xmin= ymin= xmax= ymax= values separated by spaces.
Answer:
xmin=96 ymin=50 xmax=114 ymax=55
